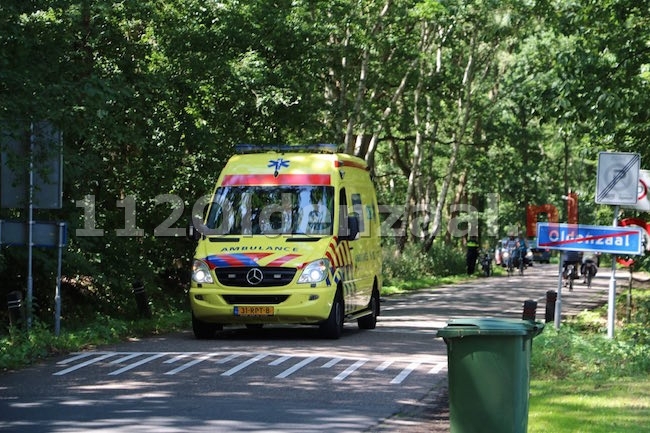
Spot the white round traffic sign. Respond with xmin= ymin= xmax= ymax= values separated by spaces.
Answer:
xmin=639 ymin=178 xmax=648 ymax=201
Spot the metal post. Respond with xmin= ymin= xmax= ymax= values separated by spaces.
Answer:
xmin=522 ymin=300 xmax=537 ymax=321
xmin=545 ymin=290 xmax=557 ymax=323
xmin=626 ymin=264 xmax=633 ymax=323
xmin=607 ymin=206 xmax=619 ymax=339
xmin=26 ymin=123 xmax=34 ymax=330
xmin=54 ymin=222 xmax=64 ymax=336
xmin=554 ymin=258 xmax=563 ymax=330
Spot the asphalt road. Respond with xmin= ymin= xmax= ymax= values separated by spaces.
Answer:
xmin=0 ymin=263 xmax=623 ymax=433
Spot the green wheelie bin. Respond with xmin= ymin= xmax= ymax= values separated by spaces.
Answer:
xmin=437 ymin=318 xmax=545 ymax=433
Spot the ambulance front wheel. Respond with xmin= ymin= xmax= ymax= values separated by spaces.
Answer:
xmin=320 ymin=289 xmax=344 ymax=339
xmin=192 ymin=313 xmax=223 ymax=339
xmin=357 ymin=289 xmax=379 ymax=330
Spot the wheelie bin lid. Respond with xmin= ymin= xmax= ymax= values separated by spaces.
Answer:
xmin=436 ymin=317 xmax=544 ymax=338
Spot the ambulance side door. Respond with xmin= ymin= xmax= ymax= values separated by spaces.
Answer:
xmin=348 ymin=191 xmax=374 ymax=311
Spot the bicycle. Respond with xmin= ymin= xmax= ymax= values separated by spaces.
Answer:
xmin=583 ymin=260 xmax=597 ymax=288
xmin=563 ymin=263 xmax=578 ymax=291
xmin=506 ymin=249 xmax=515 ymax=277
xmin=514 ymin=246 xmax=526 ymax=276
xmin=480 ymin=251 xmax=492 ymax=277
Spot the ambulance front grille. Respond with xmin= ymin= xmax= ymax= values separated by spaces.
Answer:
xmin=214 ymin=267 xmax=296 ymax=287
xmin=222 ymin=295 xmax=290 ymax=305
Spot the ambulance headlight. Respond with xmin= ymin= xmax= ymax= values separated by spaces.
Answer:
xmin=192 ymin=259 xmax=214 ymax=284
xmin=298 ymin=259 xmax=330 ymax=284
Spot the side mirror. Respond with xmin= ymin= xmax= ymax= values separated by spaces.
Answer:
xmin=186 ymin=218 xmax=203 ymax=241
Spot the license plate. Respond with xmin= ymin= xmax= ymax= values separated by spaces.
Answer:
xmin=234 ymin=306 xmax=274 ymax=316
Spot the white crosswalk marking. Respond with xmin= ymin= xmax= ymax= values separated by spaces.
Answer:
xmin=163 ymin=353 xmax=197 ymax=364
xmin=54 ymin=353 xmax=116 ymax=376
xmin=56 ymin=352 xmax=96 ymax=365
xmin=376 ymin=360 xmax=393 ymax=371
xmin=276 ymin=356 xmax=318 ymax=378
xmin=53 ymin=351 xmax=447 ymax=384
xmin=217 ymin=353 xmax=241 ymax=364
xmin=333 ymin=359 xmax=368 ymax=381
xmin=109 ymin=353 xmax=166 ymax=376
xmin=164 ymin=353 xmax=217 ymax=375
xmin=428 ymin=363 xmax=446 ymax=374
xmin=269 ymin=355 xmax=292 ymax=366
xmin=222 ymin=353 xmax=269 ymax=376
xmin=109 ymin=353 xmax=143 ymax=365
xmin=390 ymin=361 xmax=421 ymax=384
xmin=321 ymin=357 xmax=343 ymax=368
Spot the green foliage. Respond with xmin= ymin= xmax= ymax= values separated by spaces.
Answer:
xmin=531 ymin=290 xmax=650 ymax=381
xmin=0 ymin=309 xmax=189 ymax=371
xmin=1 ymin=0 xmax=650 ymax=336
xmin=382 ymin=239 xmax=466 ymax=287
xmin=529 ymin=289 xmax=650 ymax=433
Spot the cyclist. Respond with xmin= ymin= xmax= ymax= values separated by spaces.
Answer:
xmin=504 ymin=235 xmax=520 ymax=271
xmin=581 ymin=251 xmax=599 ymax=283
xmin=562 ymin=250 xmax=582 ymax=284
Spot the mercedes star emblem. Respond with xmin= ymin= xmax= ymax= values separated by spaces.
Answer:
xmin=246 ymin=268 xmax=264 ymax=285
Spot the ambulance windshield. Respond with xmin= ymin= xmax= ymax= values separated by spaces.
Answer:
xmin=205 ymin=185 xmax=334 ymax=236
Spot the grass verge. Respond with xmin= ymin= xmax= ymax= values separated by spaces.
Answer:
xmin=0 ymin=309 xmax=189 ymax=371
xmin=529 ymin=379 xmax=650 ymax=433
xmin=528 ymin=289 xmax=650 ymax=433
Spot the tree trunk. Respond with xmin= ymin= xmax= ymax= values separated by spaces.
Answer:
xmin=422 ymin=32 xmax=477 ymax=253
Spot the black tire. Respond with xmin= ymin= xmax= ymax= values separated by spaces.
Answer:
xmin=192 ymin=313 xmax=222 ymax=339
xmin=320 ymin=290 xmax=344 ymax=339
xmin=358 ymin=289 xmax=379 ymax=330
xmin=586 ymin=264 xmax=596 ymax=289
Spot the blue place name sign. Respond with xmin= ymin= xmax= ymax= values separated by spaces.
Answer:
xmin=536 ymin=222 xmax=643 ymax=255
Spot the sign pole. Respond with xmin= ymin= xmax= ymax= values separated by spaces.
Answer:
xmin=555 ymin=259 xmax=563 ymax=330
xmin=54 ymin=222 xmax=65 ymax=337
xmin=26 ymin=123 xmax=35 ymax=330
xmin=607 ymin=205 xmax=619 ymax=339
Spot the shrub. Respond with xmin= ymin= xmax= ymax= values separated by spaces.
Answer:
xmin=532 ymin=290 xmax=650 ymax=381
xmin=382 ymin=239 xmax=465 ymax=285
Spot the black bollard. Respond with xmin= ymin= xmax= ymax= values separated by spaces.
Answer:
xmin=545 ymin=290 xmax=557 ymax=323
xmin=132 ymin=281 xmax=152 ymax=318
xmin=522 ymin=299 xmax=537 ymax=321
xmin=7 ymin=291 xmax=25 ymax=328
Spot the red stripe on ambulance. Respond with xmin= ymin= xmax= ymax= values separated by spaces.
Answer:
xmin=222 ymin=174 xmax=331 ymax=186
xmin=267 ymin=254 xmax=301 ymax=267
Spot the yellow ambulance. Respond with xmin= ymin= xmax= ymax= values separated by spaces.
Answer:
xmin=189 ymin=144 xmax=382 ymax=339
